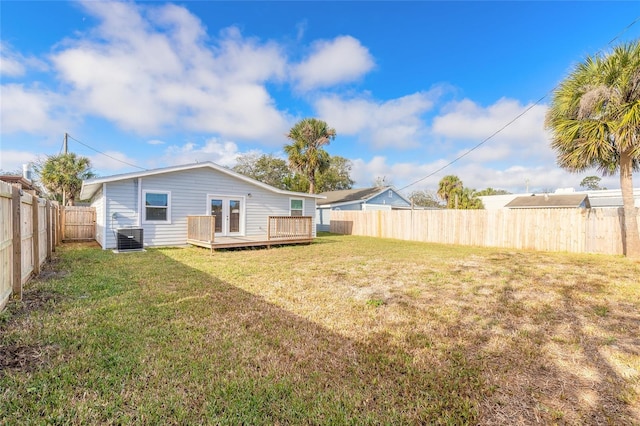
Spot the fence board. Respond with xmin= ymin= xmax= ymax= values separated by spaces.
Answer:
xmin=62 ymin=206 xmax=96 ymax=241
xmin=0 ymin=181 xmax=61 ymax=309
xmin=0 ymin=182 xmax=12 ymax=310
xmin=330 ymin=208 xmax=637 ymax=255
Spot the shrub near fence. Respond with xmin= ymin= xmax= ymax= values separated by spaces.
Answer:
xmin=329 ymin=208 xmax=638 ymax=255
xmin=0 ymin=181 xmax=61 ymax=311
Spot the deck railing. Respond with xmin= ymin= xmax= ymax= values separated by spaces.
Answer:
xmin=268 ymin=216 xmax=313 ymax=240
xmin=187 ymin=216 xmax=215 ymax=245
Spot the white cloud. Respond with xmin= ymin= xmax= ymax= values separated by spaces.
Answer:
xmin=49 ymin=2 xmax=290 ymax=142
xmin=292 ymin=36 xmax=375 ymax=91
xmin=0 ymin=42 xmax=48 ymax=77
xmin=349 ymin=154 xmax=603 ymax=196
xmin=89 ymin=151 xmax=141 ymax=173
xmin=431 ymin=98 xmax=553 ymax=165
xmin=0 ymin=84 xmax=64 ymax=134
xmin=159 ymin=138 xmax=248 ymax=168
xmin=147 ymin=139 xmax=165 ymax=145
xmin=315 ymin=91 xmax=439 ymax=149
xmin=0 ymin=150 xmax=39 ymax=173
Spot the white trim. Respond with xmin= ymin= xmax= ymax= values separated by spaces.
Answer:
xmin=206 ymin=194 xmax=246 ymax=236
xmin=289 ymin=197 xmax=304 ymax=216
xmin=142 ymin=190 xmax=172 ymax=224
xmin=137 ymin=178 xmax=142 ymax=227
xmin=101 ymin=183 xmax=107 ymax=248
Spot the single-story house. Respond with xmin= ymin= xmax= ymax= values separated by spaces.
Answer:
xmin=79 ymin=162 xmax=323 ymax=250
xmin=315 ymin=186 xmax=412 ymax=231
xmin=505 ymin=193 xmax=590 ymax=209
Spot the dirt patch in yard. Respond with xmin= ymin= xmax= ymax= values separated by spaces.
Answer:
xmin=1 ymin=262 xmax=67 ymax=374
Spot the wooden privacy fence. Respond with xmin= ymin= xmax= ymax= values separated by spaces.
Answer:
xmin=61 ymin=206 xmax=96 ymax=241
xmin=329 ymin=208 xmax=639 ymax=255
xmin=1 ymin=181 xmax=61 ymax=311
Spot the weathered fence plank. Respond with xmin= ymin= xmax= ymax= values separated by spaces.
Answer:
xmin=329 ymin=208 xmax=637 ymax=255
xmin=1 ymin=181 xmax=62 ymax=308
xmin=62 ymin=206 xmax=96 ymax=241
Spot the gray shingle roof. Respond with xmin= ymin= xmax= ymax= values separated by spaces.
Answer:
xmin=317 ymin=187 xmax=390 ymax=206
xmin=505 ymin=194 xmax=590 ymax=209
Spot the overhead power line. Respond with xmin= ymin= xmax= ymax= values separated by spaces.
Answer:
xmin=66 ymin=134 xmax=147 ymax=171
xmin=399 ymin=15 xmax=640 ymax=192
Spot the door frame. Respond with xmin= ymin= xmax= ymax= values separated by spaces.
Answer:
xmin=206 ymin=194 xmax=246 ymax=236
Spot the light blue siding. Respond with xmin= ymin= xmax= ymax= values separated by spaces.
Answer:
xmin=104 ymin=178 xmax=140 ymax=249
xmin=367 ymin=189 xmax=411 ymax=207
xmin=90 ymin=185 xmax=105 ymax=248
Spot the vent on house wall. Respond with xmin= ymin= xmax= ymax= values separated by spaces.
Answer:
xmin=116 ymin=228 xmax=144 ymax=252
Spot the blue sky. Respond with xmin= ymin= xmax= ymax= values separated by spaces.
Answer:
xmin=2 ymin=1 xmax=639 ymax=195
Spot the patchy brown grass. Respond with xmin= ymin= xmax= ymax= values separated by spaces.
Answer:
xmin=1 ymin=235 xmax=638 ymax=424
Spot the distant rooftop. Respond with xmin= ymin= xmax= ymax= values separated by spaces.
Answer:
xmin=317 ymin=187 xmax=390 ymax=206
xmin=505 ymin=194 xmax=590 ymax=209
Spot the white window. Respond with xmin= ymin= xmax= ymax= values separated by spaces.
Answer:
xmin=290 ymin=198 xmax=304 ymax=216
xmin=388 ymin=189 xmax=393 ymax=198
xmin=143 ymin=191 xmax=171 ymax=223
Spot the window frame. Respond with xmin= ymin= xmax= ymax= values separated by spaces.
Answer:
xmin=289 ymin=198 xmax=304 ymax=216
xmin=142 ymin=190 xmax=171 ymax=224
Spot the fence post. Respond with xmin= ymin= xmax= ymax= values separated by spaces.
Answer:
xmin=46 ymin=201 xmax=52 ymax=259
xmin=32 ymin=197 xmax=40 ymax=276
xmin=60 ymin=206 xmax=66 ymax=242
xmin=11 ymin=186 xmax=22 ymax=300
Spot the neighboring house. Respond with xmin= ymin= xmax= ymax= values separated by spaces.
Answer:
xmin=79 ymin=162 xmax=323 ymax=250
xmin=481 ymin=188 xmax=640 ymax=210
xmin=316 ymin=186 xmax=412 ymax=232
xmin=505 ymin=194 xmax=590 ymax=209
xmin=0 ymin=175 xmax=40 ymax=196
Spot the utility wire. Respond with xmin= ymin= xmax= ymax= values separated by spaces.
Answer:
xmin=399 ymin=15 xmax=640 ymax=192
xmin=67 ymin=134 xmax=147 ymax=171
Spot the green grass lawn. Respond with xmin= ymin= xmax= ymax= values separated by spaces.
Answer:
xmin=1 ymin=233 xmax=639 ymax=424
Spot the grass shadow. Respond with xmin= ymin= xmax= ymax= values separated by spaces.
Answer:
xmin=1 ymin=243 xmax=484 ymax=424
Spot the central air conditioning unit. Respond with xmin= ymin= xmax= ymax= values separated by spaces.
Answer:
xmin=116 ymin=228 xmax=144 ymax=252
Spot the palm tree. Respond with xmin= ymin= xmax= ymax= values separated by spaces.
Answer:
xmin=36 ymin=153 xmax=95 ymax=205
xmin=437 ymin=175 xmax=463 ymax=208
xmin=545 ymin=41 xmax=640 ymax=258
xmin=284 ymin=118 xmax=336 ymax=194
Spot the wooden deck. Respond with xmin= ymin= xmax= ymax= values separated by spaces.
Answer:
xmin=187 ymin=215 xmax=313 ymax=251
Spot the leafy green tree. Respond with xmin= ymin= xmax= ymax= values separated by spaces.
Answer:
xmin=233 ymin=153 xmax=292 ymax=190
xmin=315 ymin=156 xmax=354 ymax=193
xmin=35 ymin=153 xmax=95 ymax=205
xmin=545 ymin=41 xmax=640 ymax=258
xmin=457 ymin=188 xmax=484 ymax=209
xmin=408 ymin=190 xmax=442 ymax=208
xmin=475 ymin=187 xmax=511 ymax=196
xmin=234 ymin=153 xmax=353 ymax=193
xmin=437 ymin=175 xmax=483 ymax=209
xmin=284 ymin=118 xmax=336 ymax=194
xmin=579 ymin=176 xmax=606 ymax=191
xmin=437 ymin=175 xmax=463 ymax=208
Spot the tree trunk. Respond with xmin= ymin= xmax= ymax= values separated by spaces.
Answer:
xmin=309 ymin=174 xmax=316 ymax=194
xmin=619 ymin=150 xmax=640 ymax=258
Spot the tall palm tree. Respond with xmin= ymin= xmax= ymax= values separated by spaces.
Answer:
xmin=284 ymin=118 xmax=336 ymax=194
xmin=437 ymin=175 xmax=463 ymax=208
xmin=36 ymin=153 xmax=95 ymax=205
xmin=545 ymin=41 xmax=640 ymax=258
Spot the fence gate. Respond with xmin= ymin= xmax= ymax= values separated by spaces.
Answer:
xmin=62 ymin=206 xmax=96 ymax=241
